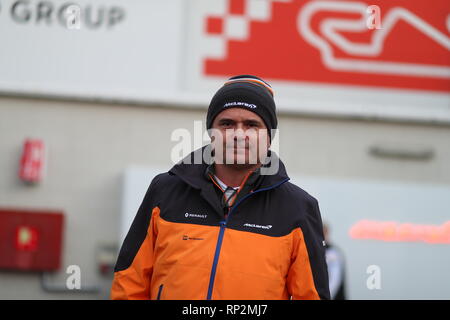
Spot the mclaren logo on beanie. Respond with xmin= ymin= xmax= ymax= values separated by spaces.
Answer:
xmin=223 ymin=102 xmax=257 ymax=109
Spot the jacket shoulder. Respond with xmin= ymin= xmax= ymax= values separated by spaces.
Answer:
xmin=146 ymin=171 xmax=195 ymax=205
xmin=275 ymin=180 xmax=322 ymax=224
xmin=151 ymin=172 xmax=173 ymax=187
xmin=151 ymin=171 xmax=189 ymax=190
xmin=280 ymin=181 xmax=318 ymax=206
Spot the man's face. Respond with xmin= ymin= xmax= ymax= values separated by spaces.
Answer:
xmin=210 ymin=108 xmax=270 ymax=167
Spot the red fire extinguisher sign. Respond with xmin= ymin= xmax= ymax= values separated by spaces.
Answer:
xmin=19 ymin=138 xmax=46 ymax=183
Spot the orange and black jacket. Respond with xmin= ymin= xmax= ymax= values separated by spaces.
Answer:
xmin=111 ymin=147 xmax=330 ymax=300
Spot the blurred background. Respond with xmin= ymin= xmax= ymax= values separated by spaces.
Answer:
xmin=0 ymin=0 xmax=449 ymax=299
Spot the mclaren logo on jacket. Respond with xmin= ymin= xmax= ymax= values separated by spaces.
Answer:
xmin=111 ymin=146 xmax=330 ymax=300
xmin=243 ymin=223 xmax=272 ymax=230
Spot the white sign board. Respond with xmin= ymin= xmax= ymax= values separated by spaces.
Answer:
xmin=0 ymin=0 xmax=185 ymax=102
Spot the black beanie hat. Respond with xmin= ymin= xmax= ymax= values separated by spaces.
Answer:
xmin=206 ymin=75 xmax=277 ymax=139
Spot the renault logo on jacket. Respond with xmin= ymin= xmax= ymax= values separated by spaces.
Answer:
xmin=185 ymin=212 xmax=208 ymax=219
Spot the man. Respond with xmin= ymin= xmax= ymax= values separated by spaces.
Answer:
xmin=110 ymin=75 xmax=330 ymax=300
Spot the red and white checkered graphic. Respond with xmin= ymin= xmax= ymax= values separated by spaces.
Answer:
xmin=203 ymin=0 xmax=450 ymax=92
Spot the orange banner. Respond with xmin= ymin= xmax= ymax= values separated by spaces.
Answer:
xmin=349 ymin=220 xmax=450 ymax=244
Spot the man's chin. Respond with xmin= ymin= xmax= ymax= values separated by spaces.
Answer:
xmin=225 ymin=153 xmax=254 ymax=165
xmin=222 ymin=155 xmax=261 ymax=169
xmin=222 ymin=163 xmax=259 ymax=171
xmin=214 ymin=150 xmax=263 ymax=167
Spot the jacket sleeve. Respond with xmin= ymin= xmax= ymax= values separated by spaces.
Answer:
xmin=287 ymin=196 xmax=331 ymax=300
xmin=110 ymin=174 xmax=163 ymax=300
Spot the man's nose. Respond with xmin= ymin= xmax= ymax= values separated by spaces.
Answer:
xmin=235 ymin=122 xmax=246 ymax=131
xmin=233 ymin=127 xmax=248 ymax=140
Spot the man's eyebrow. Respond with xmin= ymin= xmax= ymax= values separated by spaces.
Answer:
xmin=244 ymin=119 xmax=263 ymax=124
xmin=218 ymin=118 xmax=235 ymax=123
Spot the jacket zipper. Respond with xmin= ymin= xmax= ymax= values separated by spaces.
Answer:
xmin=205 ymin=178 xmax=290 ymax=300
xmin=156 ymin=284 xmax=163 ymax=300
